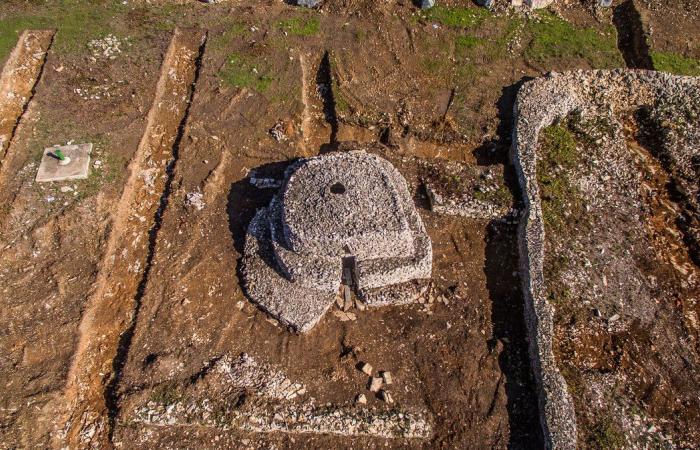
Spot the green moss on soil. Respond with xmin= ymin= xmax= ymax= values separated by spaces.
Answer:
xmin=0 ymin=1 xmax=127 ymax=59
xmin=422 ymin=6 xmax=492 ymax=29
xmin=587 ymin=416 xmax=625 ymax=450
xmin=536 ymin=123 xmax=583 ymax=232
xmin=219 ymin=52 xmax=273 ymax=93
xmin=525 ymin=10 xmax=623 ymax=69
xmin=651 ymin=51 xmax=700 ymax=76
xmin=277 ymin=16 xmax=320 ymax=37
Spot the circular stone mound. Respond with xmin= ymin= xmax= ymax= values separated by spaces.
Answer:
xmin=281 ymin=151 xmax=413 ymax=259
xmin=242 ymin=148 xmax=432 ymax=332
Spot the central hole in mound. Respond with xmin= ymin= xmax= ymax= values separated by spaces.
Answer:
xmin=330 ymin=182 xmax=346 ymax=195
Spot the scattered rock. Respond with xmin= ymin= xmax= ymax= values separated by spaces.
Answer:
xmin=297 ymin=0 xmax=321 ymax=7
xmin=359 ymin=362 xmax=373 ymax=376
xmin=269 ymin=121 xmax=288 ymax=142
xmin=87 ymin=34 xmax=124 ymax=60
xmin=379 ymin=390 xmax=393 ymax=404
xmin=332 ymin=310 xmax=356 ymax=322
xmin=185 ymin=191 xmax=205 ymax=211
xmin=369 ymin=377 xmax=383 ymax=393
xmin=381 ymin=371 xmax=393 ymax=385
xmin=355 ymin=393 xmax=367 ymax=405
xmin=343 ymin=286 xmax=352 ymax=310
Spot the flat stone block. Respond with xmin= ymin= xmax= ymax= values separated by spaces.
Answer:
xmin=36 ymin=143 xmax=92 ymax=182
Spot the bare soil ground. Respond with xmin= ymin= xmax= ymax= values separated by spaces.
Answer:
xmin=0 ymin=0 xmax=698 ymax=448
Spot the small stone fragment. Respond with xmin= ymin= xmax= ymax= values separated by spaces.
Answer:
xmin=381 ymin=371 xmax=393 ymax=385
xmin=355 ymin=393 xmax=367 ymax=405
xmin=369 ymin=377 xmax=383 ymax=392
xmin=297 ymin=0 xmax=321 ymax=7
xmin=332 ymin=310 xmax=356 ymax=321
xmin=359 ymin=362 xmax=373 ymax=376
xmin=379 ymin=390 xmax=393 ymax=404
xmin=354 ymin=297 xmax=366 ymax=311
xmin=343 ymin=286 xmax=352 ymax=310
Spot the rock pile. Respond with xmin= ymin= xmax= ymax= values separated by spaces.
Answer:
xmin=242 ymin=149 xmax=432 ymax=332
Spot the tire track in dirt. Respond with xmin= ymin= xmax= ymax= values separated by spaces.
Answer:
xmin=54 ymin=28 xmax=206 ymax=449
xmin=0 ymin=30 xmax=54 ymax=163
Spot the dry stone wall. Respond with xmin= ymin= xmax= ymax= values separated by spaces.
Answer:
xmin=511 ymin=69 xmax=700 ymax=449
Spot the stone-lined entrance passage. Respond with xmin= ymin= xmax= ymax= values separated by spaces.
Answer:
xmin=242 ymin=149 xmax=432 ymax=332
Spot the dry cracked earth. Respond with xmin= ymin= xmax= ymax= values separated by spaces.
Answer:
xmin=0 ymin=0 xmax=698 ymax=449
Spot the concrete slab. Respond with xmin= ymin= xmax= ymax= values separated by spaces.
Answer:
xmin=36 ymin=143 xmax=92 ymax=182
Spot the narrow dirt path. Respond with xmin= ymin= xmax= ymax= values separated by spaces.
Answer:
xmin=0 ymin=30 xmax=54 ymax=162
xmin=54 ymin=28 xmax=206 ymax=449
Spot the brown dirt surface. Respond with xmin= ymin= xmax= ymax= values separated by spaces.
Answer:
xmin=0 ymin=0 xmax=698 ymax=448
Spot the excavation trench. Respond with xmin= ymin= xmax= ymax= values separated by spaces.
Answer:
xmin=57 ymin=28 xmax=206 ymax=448
xmin=0 ymin=30 xmax=54 ymax=163
xmin=613 ymin=0 xmax=653 ymax=69
xmin=299 ymin=51 xmax=339 ymax=155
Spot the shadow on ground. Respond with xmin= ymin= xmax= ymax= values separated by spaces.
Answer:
xmin=482 ymin=75 xmax=543 ymax=448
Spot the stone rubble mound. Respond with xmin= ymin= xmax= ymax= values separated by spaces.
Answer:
xmin=242 ymin=149 xmax=432 ymax=332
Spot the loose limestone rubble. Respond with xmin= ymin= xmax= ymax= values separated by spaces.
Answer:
xmin=128 ymin=353 xmax=431 ymax=439
xmin=242 ymin=149 xmax=432 ymax=332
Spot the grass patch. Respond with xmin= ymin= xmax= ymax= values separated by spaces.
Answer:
xmin=587 ymin=417 xmax=625 ymax=449
xmin=0 ymin=1 xmax=127 ymax=59
xmin=277 ymin=16 xmax=320 ymax=37
xmin=540 ymin=123 xmax=580 ymax=167
xmin=454 ymin=16 xmax=523 ymax=64
xmin=328 ymin=53 xmax=350 ymax=114
xmin=75 ymin=144 xmax=125 ymax=200
xmin=455 ymin=35 xmax=482 ymax=51
xmin=209 ymin=22 xmax=249 ymax=50
xmin=473 ymin=184 xmax=512 ymax=207
xmin=0 ymin=16 xmax=48 ymax=60
xmin=422 ymin=6 xmax=491 ymax=29
xmin=525 ymin=10 xmax=623 ymax=68
xmin=150 ymin=382 xmax=181 ymax=406
xmin=536 ymin=123 xmax=583 ymax=231
xmin=651 ymin=51 xmax=700 ymax=76
xmin=219 ymin=52 xmax=273 ymax=92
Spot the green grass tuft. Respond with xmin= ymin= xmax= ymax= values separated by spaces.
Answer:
xmin=423 ymin=6 xmax=491 ymax=29
xmin=536 ymin=123 xmax=583 ymax=231
xmin=651 ymin=51 xmax=700 ymax=76
xmin=455 ymin=35 xmax=482 ymax=50
xmin=587 ymin=417 xmax=625 ymax=449
xmin=209 ymin=22 xmax=249 ymax=50
xmin=219 ymin=52 xmax=273 ymax=93
xmin=277 ymin=17 xmax=320 ymax=37
xmin=525 ymin=10 xmax=623 ymax=69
